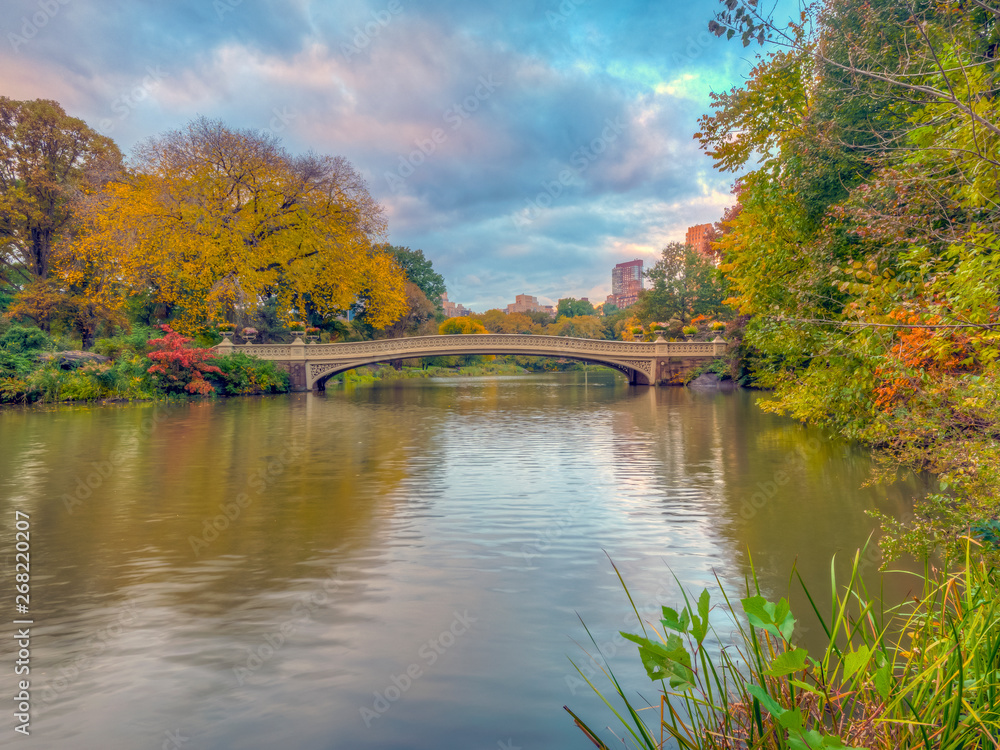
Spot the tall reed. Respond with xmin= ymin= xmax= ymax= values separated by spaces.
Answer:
xmin=569 ymin=542 xmax=1000 ymax=749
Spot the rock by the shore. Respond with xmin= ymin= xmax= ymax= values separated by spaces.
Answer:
xmin=39 ymin=351 xmax=112 ymax=369
xmin=687 ymin=372 xmax=736 ymax=390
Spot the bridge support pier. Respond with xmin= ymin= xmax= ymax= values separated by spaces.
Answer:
xmin=651 ymin=356 xmax=716 ymax=386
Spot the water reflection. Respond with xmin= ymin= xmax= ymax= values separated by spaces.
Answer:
xmin=0 ymin=373 xmax=928 ymax=749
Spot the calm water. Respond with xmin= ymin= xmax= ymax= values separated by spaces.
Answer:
xmin=0 ymin=372 xmax=926 ymax=749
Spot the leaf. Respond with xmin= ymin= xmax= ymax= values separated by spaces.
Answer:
xmin=874 ymin=664 xmax=892 ymax=700
xmin=763 ymin=647 xmax=809 ymax=677
xmin=661 ymin=606 xmax=689 ymax=634
xmin=690 ymin=588 xmax=711 ymax=644
xmin=788 ymin=678 xmax=824 ymax=696
xmin=744 ymin=683 xmax=784 ymax=717
xmin=778 ymin=707 xmax=805 ymax=731
xmin=727 ymin=28 xmax=735 ymax=40
xmin=841 ymin=645 xmax=870 ymax=681
xmin=741 ymin=595 xmax=796 ymax=641
xmin=620 ymin=632 xmax=695 ymax=690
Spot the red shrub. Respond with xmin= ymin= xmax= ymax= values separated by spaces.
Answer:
xmin=147 ymin=325 xmax=223 ymax=394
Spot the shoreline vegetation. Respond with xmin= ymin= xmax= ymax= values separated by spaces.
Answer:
xmin=573 ymin=545 xmax=1000 ymax=750
xmin=0 ymin=321 xmax=630 ymax=406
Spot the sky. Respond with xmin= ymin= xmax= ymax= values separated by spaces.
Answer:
xmin=2 ymin=0 xmax=765 ymax=311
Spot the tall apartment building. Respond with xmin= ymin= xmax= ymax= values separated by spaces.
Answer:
xmin=685 ymin=223 xmax=716 ymax=259
xmin=609 ymin=259 xmax=644 ymax=308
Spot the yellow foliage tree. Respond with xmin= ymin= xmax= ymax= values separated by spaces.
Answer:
xmin=480 ymin=308 xmax=535 ymax=333
xmin=61 ymin=117 xmax=407 ymax=333
xmin=438 ymin=317 xmax=487 ymax=335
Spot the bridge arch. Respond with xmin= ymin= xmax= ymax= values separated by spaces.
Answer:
xmin=307 ymin=350 xmax=647 ymax=390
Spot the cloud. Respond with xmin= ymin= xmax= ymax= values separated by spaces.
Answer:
xmin=0 ymin=0 xmax=750 ymax=311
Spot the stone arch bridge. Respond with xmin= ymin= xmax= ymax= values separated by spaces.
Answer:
xmin=215 ymin=334 xmax=729 ymax=391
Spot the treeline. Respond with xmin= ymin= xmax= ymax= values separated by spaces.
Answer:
xmin=699 ymin=0 xmax=999 ymax=557
xmin=0 ymin=100 xmax=411 ymax=346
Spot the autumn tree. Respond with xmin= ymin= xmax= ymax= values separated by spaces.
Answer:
xmin=64 ymin=117 xmax=407 ymax=334
xmin=480 ymin=309 xmax=535 ymax=333
xmin=0 ymin=98 xmax=122 ymax=318
xmin=377 ymin=281 xmax=436 ymax=339
xmin=702 ymin=0 xmax=1000 ymax=557
xmin=546 ymin=314 xmax=605 ymax=339
xmin=438 ymin=317 xmax=487 ymax=335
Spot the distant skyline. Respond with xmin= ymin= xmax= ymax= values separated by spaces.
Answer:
xmin=2 ymin=0 xmax=788 ymax=310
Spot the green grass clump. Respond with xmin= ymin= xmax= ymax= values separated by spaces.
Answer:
xmin=571 ymin=542 xmax=1000 ymax=750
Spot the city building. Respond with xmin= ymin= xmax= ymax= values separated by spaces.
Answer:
xmin=609 ymin=259 xmax=644 ymax=308
xmin=441 ymin=292 xmax=473 ymax=318
xmin=505 ymin=294 xmax=554 ymax=317
xmin=685 ymin=223 xmax=716 ymax=259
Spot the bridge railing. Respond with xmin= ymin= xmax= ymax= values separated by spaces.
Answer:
xmin=213 ymin=333 xmax=728 ymax=360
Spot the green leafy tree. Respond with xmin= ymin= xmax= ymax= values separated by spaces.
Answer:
xmin=383 ymin=245 xmax=447 ymax=309
xmin=636 ymin=243 xmax=728 ymax=324
xmin=556 ymin=297 xmax=596 ymax=318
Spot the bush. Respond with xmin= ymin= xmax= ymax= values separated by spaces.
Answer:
xmin=147 ymin=325 xmax=222 ymax=395
xmin=0 ymin=349 xmax=37 ymax=378
xmin=0 ymin=376 xmax=39 ymax=404
xmin=208 ymin=351 xmax=290 ymax=395
xmin=0 ymin=325 xmax=52 ymax=353
xmin=92 ymin=328 xmax=154 ymax=359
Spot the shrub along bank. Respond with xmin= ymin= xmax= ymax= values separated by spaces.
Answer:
xmin=0 ymin=324 xmax=289 ymax=404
